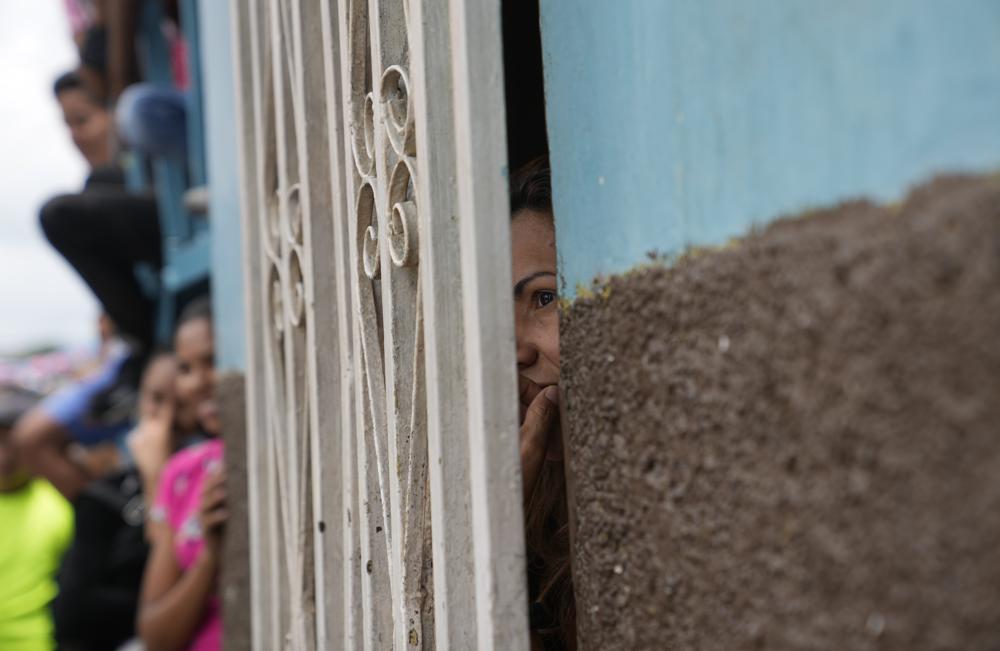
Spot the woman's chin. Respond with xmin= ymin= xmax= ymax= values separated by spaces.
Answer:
xmin=198 ymin=401 xmax=222 ymax=436
xmin=201 ymin=415 xmax=222 ymax=437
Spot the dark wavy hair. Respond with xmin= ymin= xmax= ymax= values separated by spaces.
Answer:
xmin=511 ymin=156 xmax=553 ymax=216
xmin=510 ymin=156 xmax=576 ymax=650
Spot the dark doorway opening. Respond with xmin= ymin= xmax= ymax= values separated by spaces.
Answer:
xmin=503 ymin=0 xmax=548 ymax=172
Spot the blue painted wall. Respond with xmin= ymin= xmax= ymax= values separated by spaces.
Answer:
xmin=198 ymin=0 xmax=246 ymax=370
xmin=540 ymin=0 xmax=1000 ymax=295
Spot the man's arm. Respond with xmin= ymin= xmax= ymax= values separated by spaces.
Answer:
xmin=12 ymin=408 xmax=91 ymax=500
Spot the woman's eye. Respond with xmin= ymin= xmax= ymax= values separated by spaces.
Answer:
xmin=533 ymin=290 xmax=556 ymax=308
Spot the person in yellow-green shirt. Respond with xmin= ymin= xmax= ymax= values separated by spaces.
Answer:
xmin=0 ymin=386 xmax=74 ymax=651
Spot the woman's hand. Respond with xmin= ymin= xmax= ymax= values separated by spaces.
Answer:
xmin=197 ymin=466 xmax=227 ymax=560
xmin=519 ymin=375 xmax=560 ymax=502
xmin=128 ymin=400 xmax=174 ymax=483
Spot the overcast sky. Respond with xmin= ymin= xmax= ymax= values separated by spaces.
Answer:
xmin=0 ymin=0 xmax=100 ymax=353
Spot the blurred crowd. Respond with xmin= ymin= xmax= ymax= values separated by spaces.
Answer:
xmin=0 ymin=3 xmax=579 ymax=651
xmin=1 ymin=2 xmax=225 ymax=650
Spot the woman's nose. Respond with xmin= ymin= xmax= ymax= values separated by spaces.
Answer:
xmin=516 ymin=337 xmax=538 ymax=370
xmin=190 ymin=369 xmax=211 ymax=396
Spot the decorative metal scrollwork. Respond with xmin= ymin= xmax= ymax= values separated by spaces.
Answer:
xmin=236 ymin=0 xmax=527 ymax=647
xmin=344 ymin=0 xmax=432 ymax=648
xmin=388 ymin=158 xmax=418 ymax=267
xmin=380 ymin=65 xmax=416 ymax=157
xmin=287 ymin=249 xmax=305 ymax=326
xmin=268 ymin=263 xmax=284 ymax=341
xmin=353 ymin=92 xmax=377 ymax=177
xmin=357 ymin=183 xmax=380 ymax=279
xmin=287 ymin=183 xmax=303 ymax=244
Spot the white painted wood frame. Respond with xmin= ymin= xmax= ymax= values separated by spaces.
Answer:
xmin=231 ymin=0 xmax=527 ymax=648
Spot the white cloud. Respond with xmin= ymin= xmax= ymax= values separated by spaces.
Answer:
xmin=0 ymin=0 xmax=98 ymax=352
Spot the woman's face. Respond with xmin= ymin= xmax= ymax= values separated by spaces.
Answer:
xmin=511 ymin=210 xmax=560 ymax=389
xmin=57 ymin=88 xmax=112 ymax=168
xmin=174 ymin=318 xmax=220 ymax=435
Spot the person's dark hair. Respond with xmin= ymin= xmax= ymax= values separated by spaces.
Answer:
xmin=524 ymin=451 xmax=574 ymax=649
xmin=53 ymin=71 xmax=87 ymax=99
xmin=144 ymin=347 xmax=175 ymax=367
xmin=510 ymin=156 xmax=553 ymax=216
xmin=53 ymin=69 xmax=106 ymax=107
xmin=511 ymin=155 xmax=575 ymax=649
xmin=0 ymin=385 xmax=42 ymax=430
xmin=177 ymin=296 xmax=213 ymax=329
xmin=79 ymin=26 xmax=108 ymax=74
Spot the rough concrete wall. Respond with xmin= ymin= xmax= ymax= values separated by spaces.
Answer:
xmin=217 ymin=372 xmax=251 ymax=651
xmin=561 ymin=176 xmax=1000 ymax=650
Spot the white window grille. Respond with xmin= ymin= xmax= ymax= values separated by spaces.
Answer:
xmin=230 ymin=0 xmax=528 ymax=648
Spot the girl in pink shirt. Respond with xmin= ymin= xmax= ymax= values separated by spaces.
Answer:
xmin=138 ymin=299 xmax=226 ymax=651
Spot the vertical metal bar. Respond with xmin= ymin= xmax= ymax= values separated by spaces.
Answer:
xmin=269 ymin=1 xmax=313 ymax=647
xmin=449 ymin=0 xmax=529 ymax=648
xmin=334 ymin=0 xmax=396 ymax=645
xmin=228 ymin=0 xmax=267 ymax=647
xmin=367 ymin=0 xmax=425 ymax=645
xmin=243 ymin=0 xmax=285 ymax=646
xmin=319 ymin=0 xmax=366 ymax=646
xmin=288 ymin=0 xmax=353 ymax=648
xmin=406 ymin=0 xmax=482 ymax=647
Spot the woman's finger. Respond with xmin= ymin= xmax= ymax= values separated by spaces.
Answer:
xmin=520 ymin=385 xmax=559 ymax=498
xmin=200 ymin=486 xmax=227 ymax=512
xmin=200 ymin=468 xmax=226 ymax=495
xmin=149 ymin=399 xmax=175 ymax=427
xmin=202 ymin=508 xmax=228 ymax=530
xmin=519 ymin=375 xmax=543 ymax=409
xmin=523 ymin=385 xmax=558 ymax=434
xmin=519 ymin=375 xmax=544 ymax=426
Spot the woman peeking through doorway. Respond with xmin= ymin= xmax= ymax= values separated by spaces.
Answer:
xmin=511 ymin=157 xmax=576 ymax=651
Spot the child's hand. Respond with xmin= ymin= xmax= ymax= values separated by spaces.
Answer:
xmin=519 ymin=375 xmax=560 ymax=502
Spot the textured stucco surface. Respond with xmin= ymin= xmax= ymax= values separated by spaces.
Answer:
xmin=561 ymin=176 xmax=1000 ymax=650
